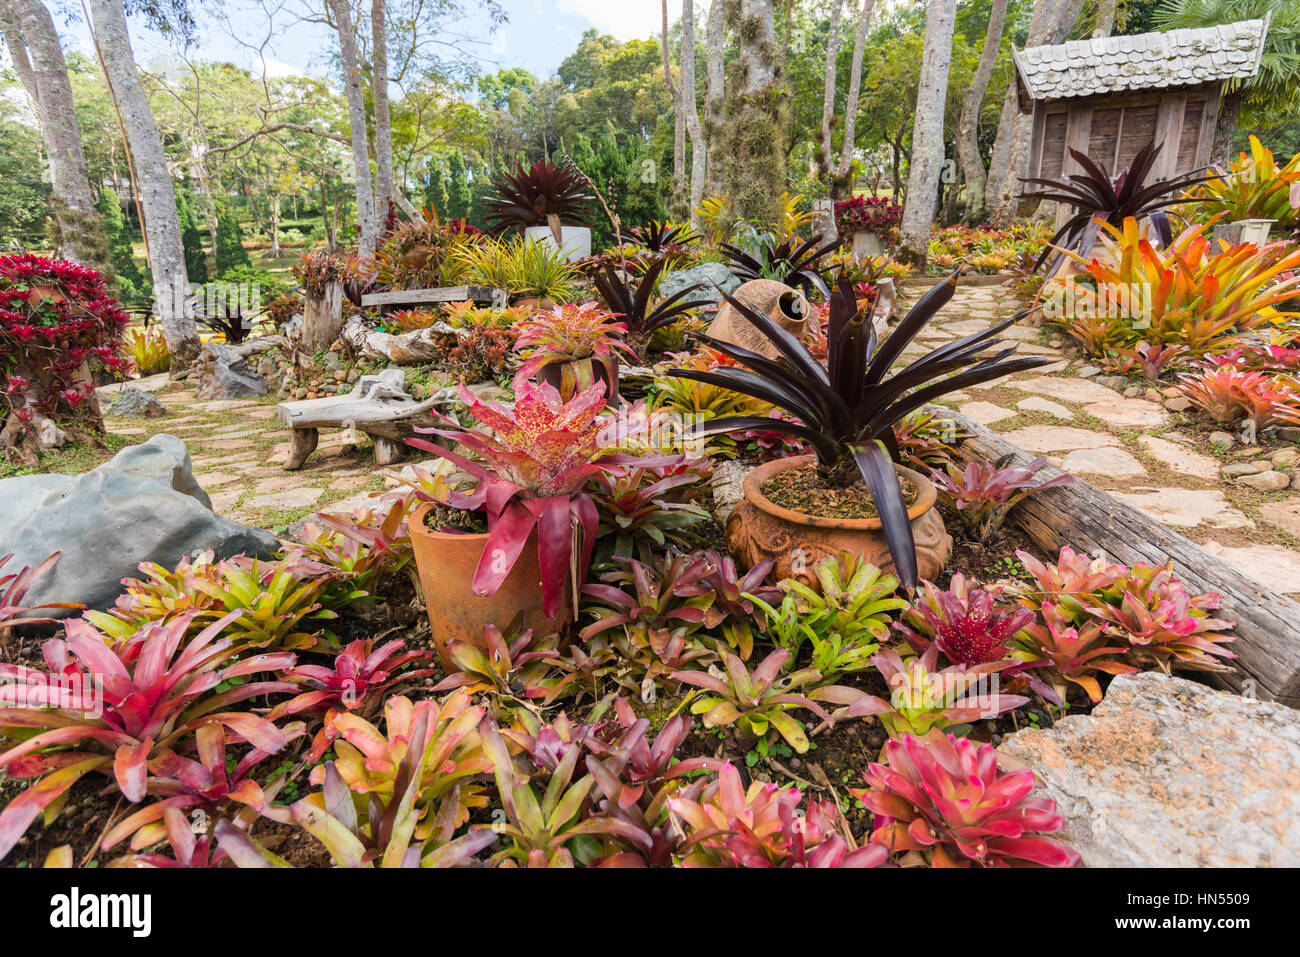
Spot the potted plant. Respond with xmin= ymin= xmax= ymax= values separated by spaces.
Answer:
xmin=1185 ymin=135 xmax=1300 ymax=248
xmin=667 ymin=274 xmax=1050 ymax=589
xmin=505 ymin=236 xmax=580 ymax=309
xmin=515 ymin=302 xmax=636 ymax=404
xmin=483 ymin=159 xmax=594 ymax=262
xmin=592 ymin=258 xmax=711 ymax=359
xmin=833 ymin=196 xmax=903 ymax=261
xmin=403 ymin=370 xmax=634 ymax=667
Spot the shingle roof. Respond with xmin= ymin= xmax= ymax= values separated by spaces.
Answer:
xmin=1013 ymin=17 xmax=1270 ymax=101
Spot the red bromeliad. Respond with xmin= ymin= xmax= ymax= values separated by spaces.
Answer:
xmin=852 ymin=730 xmax=1080 ymax=868
xmin=406 ymin=370 xmax=627 ymax=617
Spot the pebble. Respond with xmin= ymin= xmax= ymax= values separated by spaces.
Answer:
xmin=1237 ymin=470 xmax=1291 ymax=491
xmin=1209 ymin=431 xmax=1236 ymax=448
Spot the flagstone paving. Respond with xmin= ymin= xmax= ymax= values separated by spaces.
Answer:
xmin=89 ymin=280 xmax=1300 ymax=598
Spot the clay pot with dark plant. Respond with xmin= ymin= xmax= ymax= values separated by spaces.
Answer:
xmin=668 ymin=272 xmax=1052 ymax=589
xmin=403 ymin=368 xmax=659 ymax=667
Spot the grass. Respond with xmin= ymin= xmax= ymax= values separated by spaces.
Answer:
xmin=0 ymin=433 xmax=131 ymax=481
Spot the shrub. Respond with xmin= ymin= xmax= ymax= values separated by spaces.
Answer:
xmin=834 ymin=195 xmax=903 ymax=237
xmin=0 ymin=254 xmax=130 ymax=436
xmin=1183 ymin=135 xmax=1300 ymax=227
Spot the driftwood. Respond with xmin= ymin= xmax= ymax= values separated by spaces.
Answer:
xmin=932 ymin=405 xmax=1300 ymax=706
xmin=339 ymin=317 xmax=470 ymax=365
xmin=276 ymin=368 xmax=440 ymax=469
xmin=360 ymin=285 xmax=503 ymax=309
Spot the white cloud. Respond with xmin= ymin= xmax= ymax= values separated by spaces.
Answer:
xmin=555 ymin=0 xmax=669 ymax=40
xmin=258 ymin=56 xmax=305 ymax=79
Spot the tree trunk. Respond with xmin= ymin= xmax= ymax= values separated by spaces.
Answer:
xmin=986 ymin=0 xmax=1082 ymax=227
xmin=87 ymin=0 xmax=198 ymax=364
xmin=720 ymin=0 xmax=787 ymax=227
xmin=9 ymin=0 xmax=107 ymax=269
xmin=1212 ymin=89 xmax=1243 ymax=168
xmin=0 ymin=5 xmax=37 ymax=102
xmin=1092 ymin=0 xmax=1117 ymax=37
xmin=371 ymin=0 xmax=395 ymax=214
xmin=818 ymin=0 xmax=844 ymax=179
xmin=302 ymin=282 xmax=344 ymax=353
xmin=270 ymin=194 xmax=282 ymax=258
xmin=834 ymin=0 xmax=874 ymax=197
xmin=662 ymin=0 xmax=687 ymax=217
xmin=954 ymin=0 xmax=1007 ymax=223
xmin=328 ymin=0 xmax=376 ymax=257
xmin=704 ymin=0 xmax=726 ymax=197
xmin=897 ymin=0 xmax=957 ymax=266
xmin=682 ymin=0 xmax=707 ymax=218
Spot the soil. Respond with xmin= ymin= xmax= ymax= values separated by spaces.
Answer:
xmin=422 ymin=502 xmax=488 ymax=534
xmin=761 ymin=464 xmax=920 ymax=519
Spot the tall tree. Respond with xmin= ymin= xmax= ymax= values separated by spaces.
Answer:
xmin=817 ymin=0 xmax=844 ymax=180
xmin=371 ymin=0 xmax=395 ymax=215
xmin=986 ymin=0 xmax=1082 ymax=226
xmin=834 ymin=0 xmax=874 ymax=196
xmin=897 ymin=0 xmax=959 ymax=265
xmin=954 ymin=0 xmax=1008 ymax=222
xmin=704 ymin=0 xmax=726 ymax=196
xmin=662 ymin=0 xmax=687 ymax=216
xmin=87 ymin=0 xmax=198 ymax=363
xmin=326 ymin=0 xmax=377 ymax=256
xmin=719 ymin=0 xmax=787 ymax=226
xmin=681 ymin=0 xmax=707 ymax=215
xmin=3 ymin=0 xmax=107 ymax=268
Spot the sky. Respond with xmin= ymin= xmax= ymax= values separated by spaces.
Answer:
xmin=39 ymin=0 xmax=675 ymax=91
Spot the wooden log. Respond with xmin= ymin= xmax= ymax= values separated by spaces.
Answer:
xmin=302 ymin=281 xmax=344 ymax=352
xmin=360 ymin=286 xmax=503 ymax=309
xmin=285 ymin=427 xmax=318 ymax=471
xmin=339 ymin=317 xmax=456 ymax=365
xmin=929 ymin=405 xmax=1300 ymax=706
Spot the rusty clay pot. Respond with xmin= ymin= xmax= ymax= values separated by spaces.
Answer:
xmin=410 ymin=504 xmax=572 ymax=670
xmin=724 ymin=454 xmax=951 ymax=588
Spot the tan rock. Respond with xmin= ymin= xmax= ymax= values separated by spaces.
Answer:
xmin=1138 ymin=435 xmax=1220 ymax=481
xmin=1060 ymin=446 xmax=1146 ymax=477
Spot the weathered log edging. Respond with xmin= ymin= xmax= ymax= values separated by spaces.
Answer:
xmin=929 ymin=404 xmax=1300 ymax=707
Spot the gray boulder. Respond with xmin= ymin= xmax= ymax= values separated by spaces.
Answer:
xmin=997 ymin=672 xmax=1300 ymax=867
xmin=105 ymin=386 xmax=167 ymax=419
xmin=0 ymin=435 xmax=279 ymax=613
xmin=659 ymin=262 xmax=740 ymax=308
xmin=197 ymin=342 xmax=268 ymax=400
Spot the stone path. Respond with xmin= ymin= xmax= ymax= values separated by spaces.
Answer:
xmin=924 ymin=282 xmax=1300 ymax=597
xmin=96 ymin=378 xmax=394 ymax=531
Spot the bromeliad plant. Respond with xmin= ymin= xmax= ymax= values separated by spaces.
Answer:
xmin=0 ymin=553 xmax=82 ymax=652
xmin=592 ymin=258 xmax=712 ymax=358
xmin=670 ymin=762 xmax=889 ymax=868
xmin=931 ymin=456 xmax=1074 ymax=543
xmin=406 ymin=369 xmax=632 ymax=617
xmin=1177 ymin=363 xmax=1300 ymax=430
xmin=483 ymin=159 xmax=593 ymax=244
xmin=851 ymin=730 xmax=1080 ymax=868
xmin=1009 ymin=547 xmax=1237 ymax=677
xmin=722 ymin=233 xmax=841 ymax=299
xmin=1020 ymin=141 xmax=1208 ymax=272
xmin=0 ymin=610 xmax=296 ymax=862
xmin=672 ymin=648 xmax=832 ymax=754
xmin=1012 ymin=601 xmax=1138 ymax=704
xmin=668 ymin=274 xmax=1050 ymax=586
xmin=749 ymin=553 xmax=907 ymax=683
xmin=821 ymin=645 xmax=1029 ymax=739
xmin=587 ymin=455 xmax=714 ymax=563
xmin=514 ymin=301 xmax=636 ymax=399
xmin=1183 ymin=135 xmax=1300 ymax=228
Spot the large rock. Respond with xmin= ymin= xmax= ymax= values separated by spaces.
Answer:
xmin=197 ymin=342 xmax=268 ymax=400
xmin=105 ymin=385 xmax=167 ymax=419
xmin=998 ymin=672 xmax=1300 ymax=867
xmin=658 ymin=262 xmax=740 ymax=307
xmin=0 ymin=435 xmax=279 ymax=613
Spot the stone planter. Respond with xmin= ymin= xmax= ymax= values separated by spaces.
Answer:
xmin=1236 ymin=218 xmax=1275 ymax=246
xmin=852 ymin=230 xmax=885 ymax=260
xmin=524 ymin=224 xmax=591 ymax=262
xmin=723 ymin=454 xmax=952 ymax=588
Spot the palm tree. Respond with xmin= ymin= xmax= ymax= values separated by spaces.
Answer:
xmin=1153 ymin=0 xmax=1300 ymax=164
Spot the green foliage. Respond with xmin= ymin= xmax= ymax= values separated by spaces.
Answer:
xmin=95 ymin=187 xmax=148 ymax=299
xmin=214 ymin=199 xmax=251 ymax=274
xmin=176 ymin=189 xmax=208 ymax=283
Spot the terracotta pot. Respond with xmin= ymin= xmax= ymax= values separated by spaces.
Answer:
xmin=724 ymin=454 xmax=951 ymax=588
xmin=512 ymin=296 xmax=559 ymax=313
xmin=409 ymin=504 xmax=572 ymax=669
xmin=537 ymin=355 xmax=621 ymax=405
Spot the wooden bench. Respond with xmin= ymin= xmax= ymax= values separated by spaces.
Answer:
xmin=360 ymin=285 xmax=505 ymax=310
xmin=276 ymin=369 xmax=439 ymax=470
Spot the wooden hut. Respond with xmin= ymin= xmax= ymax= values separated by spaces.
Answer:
xmin=1013 ymin=18 xmax=1270 ymax=186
